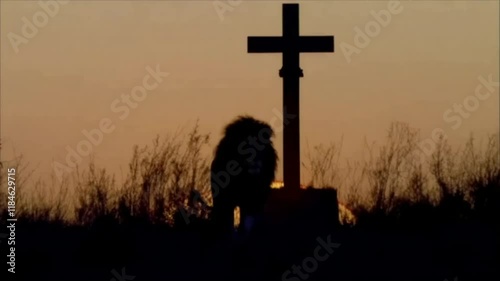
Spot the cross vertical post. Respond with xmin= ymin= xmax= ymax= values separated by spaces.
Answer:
xmin=247 ymin=3 xmax=334 ymax=191
xmin=280 ymin=4 xmax=302 ymax=191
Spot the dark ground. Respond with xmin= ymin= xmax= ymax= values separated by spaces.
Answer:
xmin=2 ymin=189 xmax=500 ymax=281
xmin=2 ymin=212 xmax=499 ymax=281
xmin=1 ymin=221 xmax=497 ymax=281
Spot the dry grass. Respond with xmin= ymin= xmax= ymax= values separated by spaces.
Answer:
xmin=305 ymin=122 xmax=499 ymax=227
xmin=0 ymin=121 xmax=498 ymax=228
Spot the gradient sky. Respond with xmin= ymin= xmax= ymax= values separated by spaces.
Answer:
xmin=1 ymin=1 xmax=498 ymax=185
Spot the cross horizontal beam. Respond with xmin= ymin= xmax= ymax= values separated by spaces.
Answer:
xmin=246 ymin=3 xmax=335 ymax=191
xmin=248 ymin=36 xmax=334 ymax=53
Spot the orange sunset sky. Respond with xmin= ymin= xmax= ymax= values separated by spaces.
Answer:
xmin=1 ymin=1 xmax=498 ymax=186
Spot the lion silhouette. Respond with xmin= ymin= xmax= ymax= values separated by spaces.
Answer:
xmin=210 ymin=116 xmax=278 ymax=238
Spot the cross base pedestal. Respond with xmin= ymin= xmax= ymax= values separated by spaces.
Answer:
xmin=263 ymin=187 xmax=340 ymax=233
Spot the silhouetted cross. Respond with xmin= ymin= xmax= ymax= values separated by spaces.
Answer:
xmin=247 ymin=3 xmax=334 ymax=190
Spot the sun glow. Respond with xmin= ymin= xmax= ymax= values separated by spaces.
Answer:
xmin=271 ymin=180 xmax=307 ymax=189
xmin=271 ymin=181 xmax=285 ymax=189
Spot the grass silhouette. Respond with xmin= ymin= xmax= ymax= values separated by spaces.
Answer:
xmin=0 ymin=121 xmax=498 ymax=281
